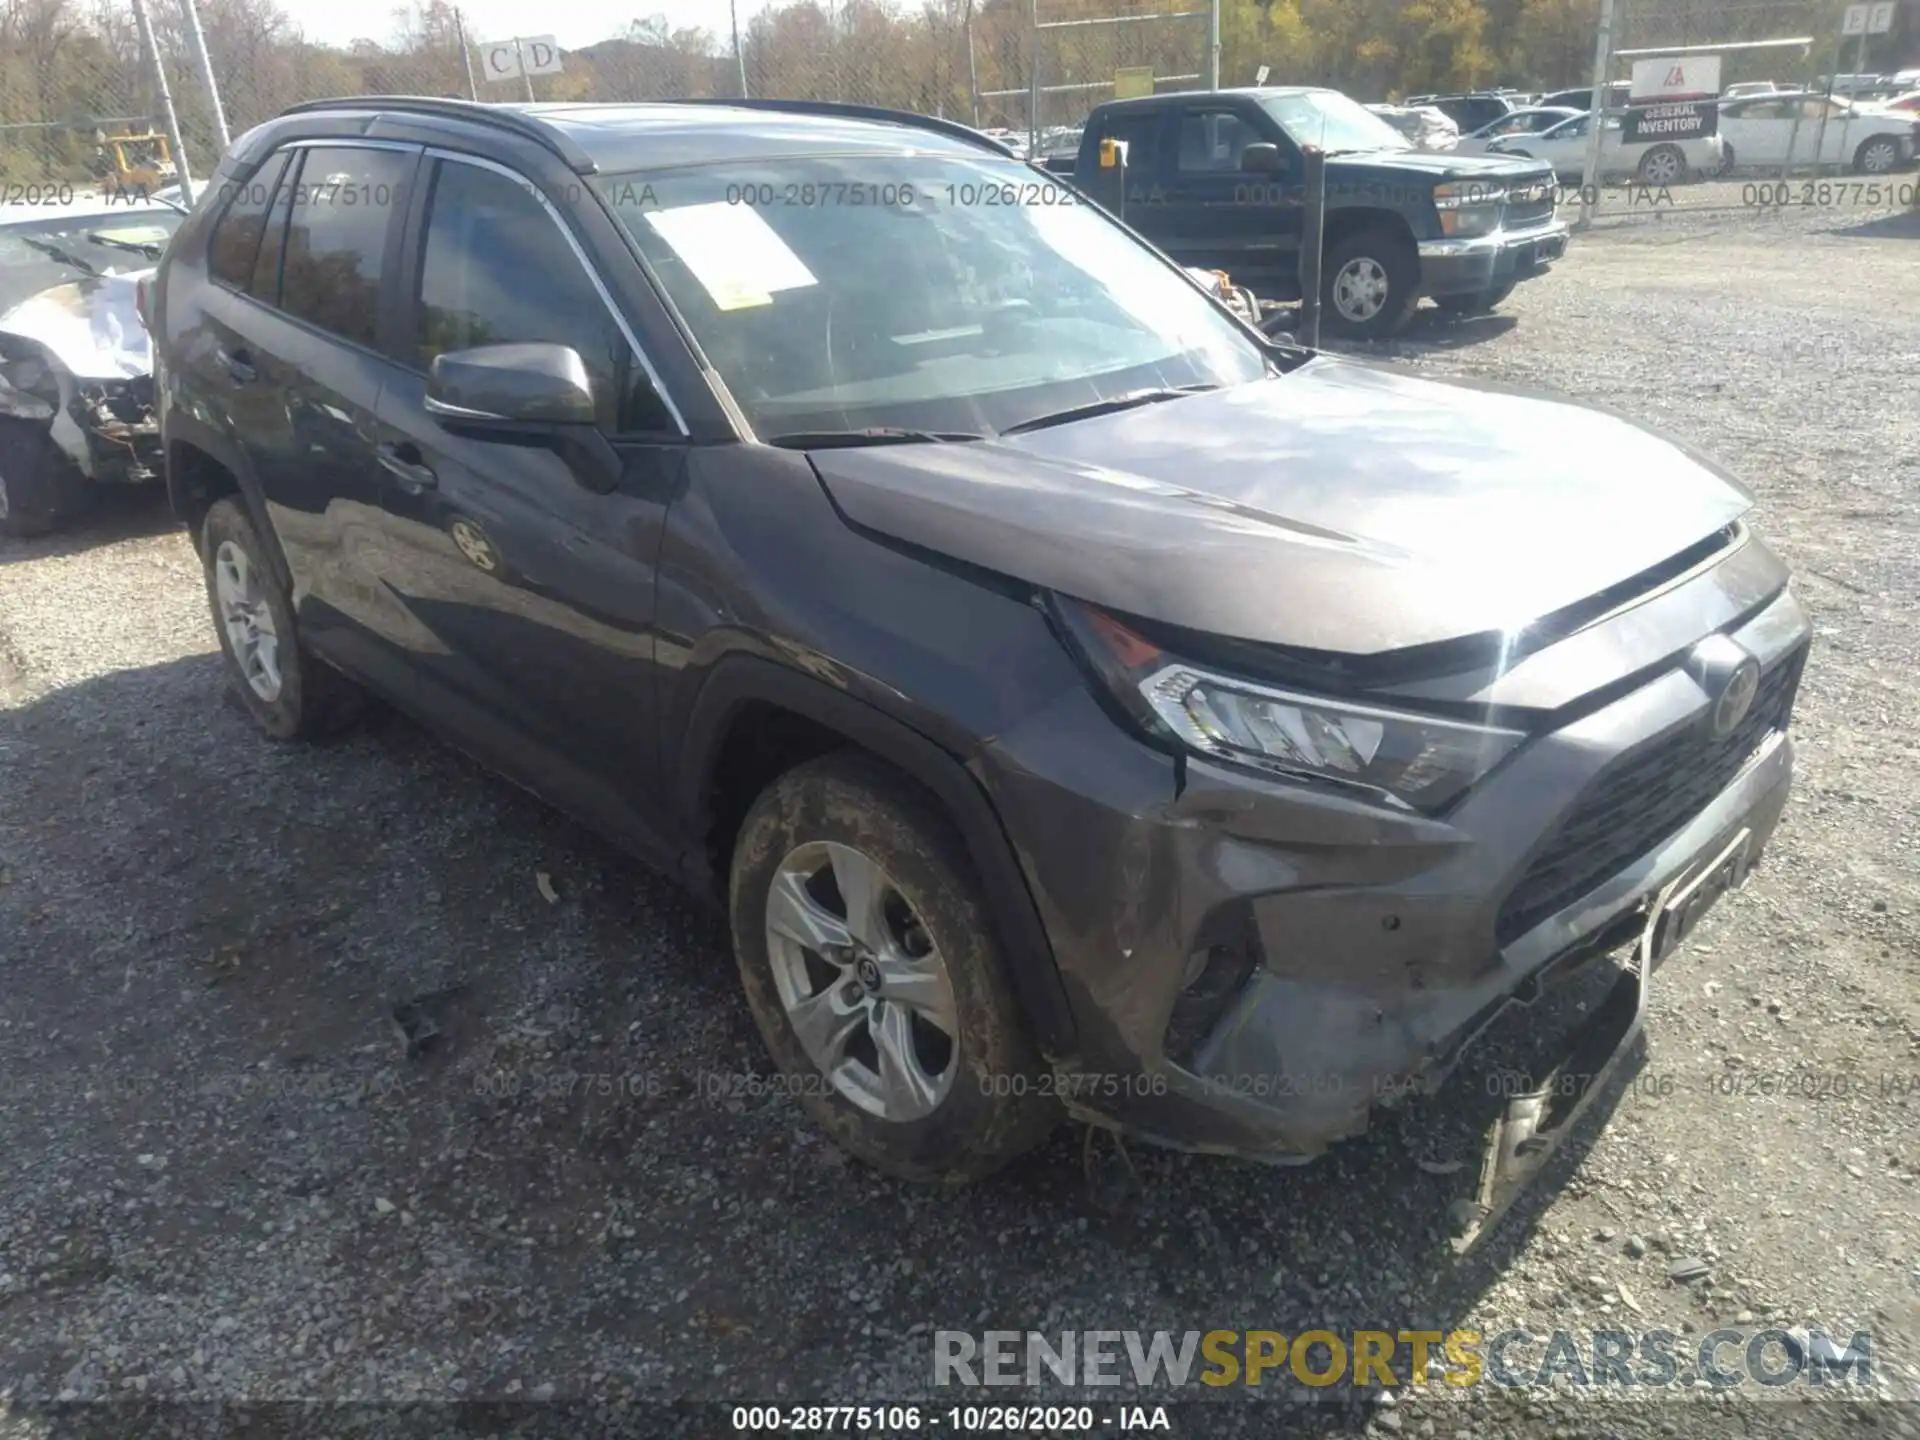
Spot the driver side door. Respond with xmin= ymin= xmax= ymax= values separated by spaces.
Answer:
xmin=367 ymin=152 xmax=692 ymax=839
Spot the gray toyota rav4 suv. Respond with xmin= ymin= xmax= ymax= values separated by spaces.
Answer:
xmin=150 ymin=97 xmax=1808 ymax=1234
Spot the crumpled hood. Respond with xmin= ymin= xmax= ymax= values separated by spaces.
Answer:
xmin=809 ymin=357 xmax=1753 ymax=656
xmin=0 ymin=270 xmax=152 ymax=381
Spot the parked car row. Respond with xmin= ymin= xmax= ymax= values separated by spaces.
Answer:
xmin=1369 ymin=83 xmax=1920 ymax=179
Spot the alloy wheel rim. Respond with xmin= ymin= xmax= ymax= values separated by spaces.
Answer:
xmin=764 ymin=840 xmax=959 ymax=1121
xmin=1644 ymin=150 xmax=1679 ymax=184
xmin=1333 ymin=257 xmax=1389 ymax=322
xmin=214 ymin=539 xmax=283 ymax=702
xmin=1863 ymin=141 xmax=1896 ymax=173
xmin=0 ymin=470 xmax=10 ymax=521
xmin=451 ymin=519 xmax=497 ymax=572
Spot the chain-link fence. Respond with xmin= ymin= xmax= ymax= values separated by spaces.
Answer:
xmin=3 ymin=0 xmax=1914 ymax=194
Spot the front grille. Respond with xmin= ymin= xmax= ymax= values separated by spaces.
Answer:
xmin=1495 ymin=644 xmax=1807 ymax=945
xmin=1503 ymin=178 xmax=1556 ymax=230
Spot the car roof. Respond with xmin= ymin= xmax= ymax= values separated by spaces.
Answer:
xmin=261 ymin=98 xmax=1015 ymax=176
xmin=514 ymin=102 xmax=998 ymax=170
xmin=1097 ymin=85 xmax=1333 ymax=113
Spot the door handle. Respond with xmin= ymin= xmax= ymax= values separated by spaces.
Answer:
xmin=215 ymin=346 xmax=256 ymax=384
xmin=377 ymin=442 xmax=437 ymax=491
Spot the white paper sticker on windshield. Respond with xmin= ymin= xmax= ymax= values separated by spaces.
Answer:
xmin=642 ymin=202 xmax=818 ymax=312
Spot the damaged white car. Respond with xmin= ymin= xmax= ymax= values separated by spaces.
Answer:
xmin=0 ymin=196 xmax=183 ymax=536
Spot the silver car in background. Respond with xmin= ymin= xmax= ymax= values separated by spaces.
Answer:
xmin=1454 ymin=106 xmax=1582 ymax=156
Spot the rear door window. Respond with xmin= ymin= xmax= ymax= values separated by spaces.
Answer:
xmin=207 ymin=153 xmax=290 ymax=290
xmin=1102 ymin=111 xmax=1164 ymax=175
xmin=276 ymin=146 xmax=412 ymax=349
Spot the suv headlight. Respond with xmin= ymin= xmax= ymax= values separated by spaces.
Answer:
xmin=1434 ymin=180 xmax=1505 ymax=238
xmin=1052 ymin=596 xmax=1524 ymax=813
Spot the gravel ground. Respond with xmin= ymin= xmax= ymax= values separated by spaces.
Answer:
xmin=1 ymin=200 xmax=1917 ymax=1440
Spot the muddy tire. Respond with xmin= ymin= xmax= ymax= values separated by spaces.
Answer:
xmin=201 ymin=496 xmax=364 ymax=740
xmin=728 ymin=752 xmax=1058 ymax=1183
xmin=0 ymin=419 xmax=90 ymax=538
xmin=1321 ymin=225 xmax=1420 ymax=340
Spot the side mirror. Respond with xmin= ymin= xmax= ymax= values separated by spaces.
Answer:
xmin=425 ymin=342 xmax=621 ymax=494
xmin=426 ymin=342 xmax=596 ymax=429
xmin=1240 ymin=142 xmax=1286 ymax=174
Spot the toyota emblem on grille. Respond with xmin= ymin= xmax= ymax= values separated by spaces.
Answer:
xmin=1687 ymin=635 xmax=1762 ymax=739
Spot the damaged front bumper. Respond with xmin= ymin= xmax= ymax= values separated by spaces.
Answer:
xmin=0 ymin=346 xmax=160 ymax=485
xmin=979 ymin=577 xmax=1809 ymax=1230
xmin=60 ymin=373 xmax=162 ymax=485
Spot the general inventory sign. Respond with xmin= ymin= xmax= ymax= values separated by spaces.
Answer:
xmin=1622 ymin=100 xmax=1718 ymax=143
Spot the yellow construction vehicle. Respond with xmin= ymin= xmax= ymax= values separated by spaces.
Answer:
xmin=89 ymin=126 xmax=179 ymax=192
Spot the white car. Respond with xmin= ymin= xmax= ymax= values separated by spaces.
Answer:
xmin=1718 ymin=92 xmax=1919 ymax=173
xmin=1453 ymin=106 xmax=1582 ymax=155
xmin=1722 ymin=81 xmax=1782 ymax=100
xmin=1487 ymin=109 xmax=1723 ymax=184
xmin=0 ymin=196 xmax=182 ymax=533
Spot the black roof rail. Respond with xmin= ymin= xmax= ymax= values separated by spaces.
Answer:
xmin=669 ymin=97 xmax=1016 ymax=157
xmin=275 ymin=95 xmax=599 ymax=172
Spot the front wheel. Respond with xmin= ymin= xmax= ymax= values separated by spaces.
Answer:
xmin=1436 ymin=282 xmax=1516 ymax=317
xmin=0 ymin=419 xmax=89 ymax=538
xmin=728 ymin=752 xmax=1059 ymax=1183
xmin=1854 ymin=136 xmax=1901 ymax=175
xmin=1320 ymin=226 xmax=1420 ymax=340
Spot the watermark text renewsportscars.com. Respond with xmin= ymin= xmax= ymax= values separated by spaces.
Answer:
xmin=934 ymin=1328 xmax=1877 ymax=1392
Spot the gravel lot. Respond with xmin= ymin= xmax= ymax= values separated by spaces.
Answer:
xmin=2 ymin=199 xmax=1917 ymax=1440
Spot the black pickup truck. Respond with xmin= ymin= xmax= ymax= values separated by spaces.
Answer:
xmin=1057 ymin=87 xmax=1569 ymax=337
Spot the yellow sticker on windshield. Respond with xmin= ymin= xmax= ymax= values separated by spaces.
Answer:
xmin=642 ymin=201 xmax=815 ymax=313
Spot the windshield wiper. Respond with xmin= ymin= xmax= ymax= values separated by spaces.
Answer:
xmin=1000 ymin=384 xmax=1219 ymax=436
xmin=87 ymin=232 xmax=164 ymax=259
xmin=765 ymin=427 xmax=986 ymax=449
xmin=16 ymin=234 xmax=100 ymax=277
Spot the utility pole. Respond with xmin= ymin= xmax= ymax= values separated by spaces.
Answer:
xmin=511 ymin=37 xmax=536 ymax=102
xmin=731 ymin=0 xmax=749 ymax=97
xmin=179 ymin=0 xmax=229 ymax=152
xmin=1027 ymin=0 xmax=1041 ymax=153
xmin=1575 ymin=0 xmax=1617 ymax=232
xmin=965 ymin=0 xmax=980 ymax=126
xmin=131 ymin=0 xmax=195 ymax=206
xmin=454 ymin=7 xmax=480 ymax=101
xmin=1207 ymin=0 xmax=1220 ymax=90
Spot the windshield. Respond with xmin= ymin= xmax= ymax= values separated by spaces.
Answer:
xmin=1258 ymin=91 xmax=1412 ymax=153
xmin=595 ymin=154 xmax=1268 ymax=437
xmin=0 ymin=211 xmax=182 ymax=305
